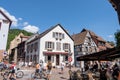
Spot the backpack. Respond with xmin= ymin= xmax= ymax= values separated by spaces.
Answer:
xmin=47 ymin=62 xmax=52 ymax=70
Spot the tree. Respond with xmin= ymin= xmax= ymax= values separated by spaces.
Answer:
xmin=7 ymin=29 xmax=33 ymax=50
xmin=115 ymin=30 xmax=120 ymax=48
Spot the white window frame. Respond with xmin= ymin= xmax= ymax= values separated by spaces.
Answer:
xmin=45 ymin=41 xmax=54 ymax=50
xmin=63 ymin=43 xmax=70 ymax=51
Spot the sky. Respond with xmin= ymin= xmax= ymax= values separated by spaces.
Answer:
xmin=0 ymin=0 xmax=120 ymax=42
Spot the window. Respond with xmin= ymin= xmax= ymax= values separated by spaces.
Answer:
xmin=63 ymin=55 xmax=68 ymax=61
xmin=34 ymin=42 xmax=38 ymax=51
xmin=63 ymin=43 xmax=70 ymax=51
xmin=56 ymin=42 xmax=61 ymax=51
xmin=45 ymin=55 xmax=53 ymax=63
xmin=31 ymin=44 xmax=33 ymax=52
xmin=27 ymin=45 xmax=30 ymax=53
xmin=59 ymin=33 xmax=62 ymax=39
xmin=75 ymin=45 xmax=82 ymax=52
xmin=53 ymin=32 xmax=65 ymax=40
xmin=85 ymin=47 xmax=88 ymax=52
xmin=45 ymin=41 xmax=54 ymax=50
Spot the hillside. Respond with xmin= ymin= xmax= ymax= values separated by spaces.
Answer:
xmin=7 ymin=29 xmax=33 ymax=50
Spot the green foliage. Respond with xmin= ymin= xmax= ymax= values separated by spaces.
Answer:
xmin=7 ymin=29 xmax=33 ymax=50
xmin=115 ymin=30 xmax=120 ymax=48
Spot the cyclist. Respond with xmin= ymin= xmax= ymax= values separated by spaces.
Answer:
xmin=46 ymin=60 xmax=52 ymax=80
xmin=35 ymin=62 xmax=40 ymax=73
xmin=8 ymin=61 xmax=16 ymax=79
xmin=39 ymin=60 xmax=44 ymax=73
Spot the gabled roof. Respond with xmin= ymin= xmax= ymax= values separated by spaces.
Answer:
xmin=27 ymin=24 xmax=73 ymax=43
xmin=72 ymin=28 xmax=113 ymax=49
xmin=0 ymin=9 xmax=12 ymax=26
xmin=71 ymin=31 xmax=87 ymax=45
xmin=81 ymin=28 xmax=106 ymax=42
xmin=38 ymin=24 xmax=73 ymax=41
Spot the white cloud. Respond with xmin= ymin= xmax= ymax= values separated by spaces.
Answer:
xmin=18 ymin=18 xmax=22 ymax=21
xmin=0 ymin=7 xmax=18 ymax=27
xmin=0 ymin=7 xmax=39 ymax=33
xmin=23 ymin=25 xmax=39 ymax=33
xmin=23 ymin=22 xmax=29 ymax=26
xmin=108 ymin=35 xmax=114 ymax=38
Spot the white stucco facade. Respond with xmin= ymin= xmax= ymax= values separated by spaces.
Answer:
xmin=0 ymin=10 xmax=11 ymax=50
xmin=25 ymin=24 xmax=74 ymax=67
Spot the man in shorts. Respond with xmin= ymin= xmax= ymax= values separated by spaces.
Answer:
xmin=35 ymin=62 xmax=40 ymax=73
xmin=46 ymin=61 xmax=52 ymax=80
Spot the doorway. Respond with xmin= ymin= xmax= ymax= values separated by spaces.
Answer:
xmin=56 ymin=55 xmax=59 ymax=65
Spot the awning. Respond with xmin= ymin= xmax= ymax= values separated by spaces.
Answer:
xmin=77 ymin=47 xmax=120 ymax=61
xmin=43 ymin=51 xmax=68 ymax=55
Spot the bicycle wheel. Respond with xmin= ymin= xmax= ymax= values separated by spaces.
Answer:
xmin=31 ymin=72 xmax=35 ymax=79
xmin=40 ymin=72 xmax=46 ymax=79
xmin=16 ymin=71 xmax=24 ymax=78
xmin=31 ymin=72 xmax=41 ymax=79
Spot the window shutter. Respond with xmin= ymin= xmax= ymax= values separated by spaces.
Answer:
xmin=45 ymin=42 xmax=47 ymax=49
xmin=63 ymin=43 xmax=65 ymax=50
xmin=52 ymin=42 xmax=54 ymax=49
xmin=53 ymin=32 xmax=55 ymax=38
xmin=63 ymin=55 xmax=65 ymax=62
xmin=51 ymin=56 xmax=54 ymax=62
xmin=62 ymin=34 xmax=64 ymax=39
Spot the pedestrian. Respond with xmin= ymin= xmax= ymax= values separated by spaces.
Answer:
xmin=46 ymin=60 xmax=52 ymax=80
xmin=28 ymin=61 xmax=32 ymax=68
xmin=99 ymin=68 xmax=107 ymax=80
xmin=112 ymin=63 xmax=120 ymax=80
xmin=60 ymin=61 xmax=65 ymax=74
xmin=35 ymin=62 xmax=40 ymax=73
xmin=39 ymin=60 xmax=44 ymax=73
xmin=8 ymin=61 xmax=16 ymax=80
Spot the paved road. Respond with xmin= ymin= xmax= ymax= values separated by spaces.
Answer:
xmin=0 ymin=67 xmax=79 ymax=80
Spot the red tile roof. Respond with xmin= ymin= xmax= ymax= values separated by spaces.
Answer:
xmin=72 ymin=28 xmax=113 ymax=49
xmin=72 ymin=31 xmax=87 ymax=45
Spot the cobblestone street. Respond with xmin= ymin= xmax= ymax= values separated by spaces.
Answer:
xmin=0 ymin=67 xmax=79 ymax=80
